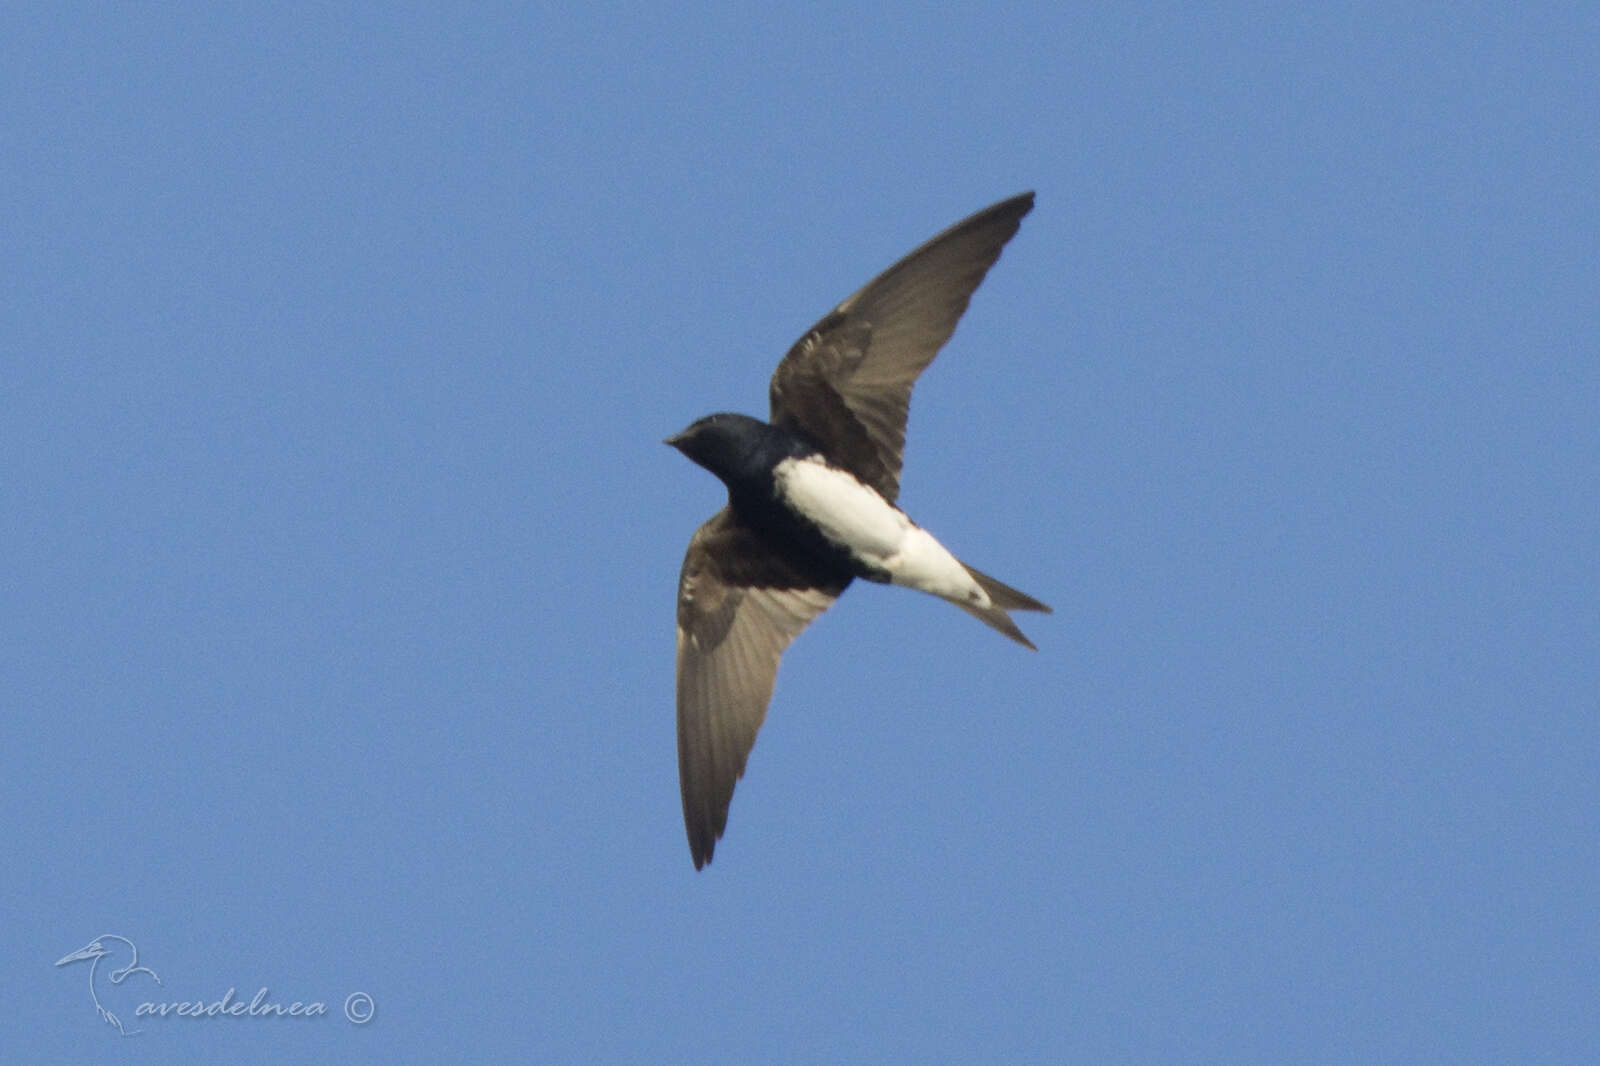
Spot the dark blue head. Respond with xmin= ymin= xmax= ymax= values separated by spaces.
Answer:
xmin=665 ymin=413 xmax=812 ymax=490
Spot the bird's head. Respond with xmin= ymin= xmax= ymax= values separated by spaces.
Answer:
xmin=665 ymin=412 xmax=776 ymax=485
xmin=56 ymin=939 xmax=110 ymax=967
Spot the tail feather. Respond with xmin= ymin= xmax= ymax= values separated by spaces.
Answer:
xmin=963 ymin=563 xmax=1052 ymax=613
xmin=955 ymin=563 xmax=1052 ymax=650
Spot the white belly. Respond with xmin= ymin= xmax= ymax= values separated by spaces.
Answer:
xmin=772 ymin=456 xmax=991 ymax=607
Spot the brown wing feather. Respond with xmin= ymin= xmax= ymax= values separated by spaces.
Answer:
xmin=769 ymin=192 xmax=1034 ymax=502
xmin=675 ymin=509 xmax=846 ymax=868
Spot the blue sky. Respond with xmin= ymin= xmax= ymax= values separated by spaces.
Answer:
xmin=6 ymin=3 xmax=1596 ymax=1062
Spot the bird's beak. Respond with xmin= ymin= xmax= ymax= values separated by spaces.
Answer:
xmin=663 ymin=433 xmax=685 ymax=449
xmin=56 ymin=944 xmax=100 ymax=966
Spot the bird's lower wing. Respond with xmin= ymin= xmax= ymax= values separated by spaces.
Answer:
xmin=676 ymin=509 xmax=844 ymax=869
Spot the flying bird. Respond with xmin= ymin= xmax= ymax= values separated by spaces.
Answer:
xmin=667 ymin=191 xmax=1049 ymax=869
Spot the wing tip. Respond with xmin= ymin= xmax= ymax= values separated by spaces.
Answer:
xmin=685 ymin=808 xmax=722 ymax=870
xmin=1006 ymin=189 xmax=1037 ymax=212
xmin=691 ymin=839 xmax=714 ymax=870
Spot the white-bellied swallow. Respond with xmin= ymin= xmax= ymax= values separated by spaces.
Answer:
xmin=667 ymin=192 xmax=1050 ymax=869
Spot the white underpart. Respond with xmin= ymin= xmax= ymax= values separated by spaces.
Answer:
xmin=772 ymin=456 xmax=991 ymax=608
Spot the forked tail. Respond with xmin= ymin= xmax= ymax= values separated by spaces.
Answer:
xmin=954 ymin=563 xmax=1052 ymax=650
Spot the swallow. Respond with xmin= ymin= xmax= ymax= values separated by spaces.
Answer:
xmin=667 ymin=191 xmax=1049 ymax=868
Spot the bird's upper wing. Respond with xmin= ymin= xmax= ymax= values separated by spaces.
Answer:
xmin=676 ymin=507 xmax=846 ymax=869
xmin=768 ymin=191 xmax=1034 ymax=502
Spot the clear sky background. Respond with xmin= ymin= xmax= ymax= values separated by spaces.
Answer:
xmin=6 ymin=3 xmax=1596 ymax=1062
